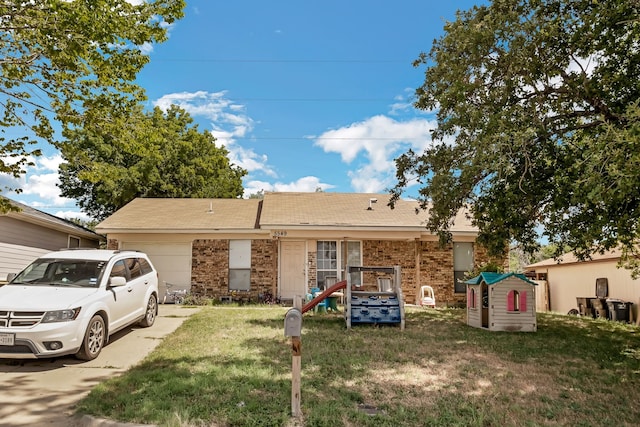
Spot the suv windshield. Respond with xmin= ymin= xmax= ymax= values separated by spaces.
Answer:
xmin=11 ymin=259 xmax=106 ymax=288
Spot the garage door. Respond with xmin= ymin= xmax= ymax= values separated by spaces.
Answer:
xmin=120 ymin=242 xmax=192 ymax=295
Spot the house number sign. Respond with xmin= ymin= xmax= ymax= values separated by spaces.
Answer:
xmin=272 ymin=230 xmax=287 ymax=238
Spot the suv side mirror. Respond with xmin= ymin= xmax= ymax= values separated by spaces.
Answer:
xmin=109 ymin=276 xmax=127 ymax=287
xmin=6 ymin=273 xmax=16 ymax=282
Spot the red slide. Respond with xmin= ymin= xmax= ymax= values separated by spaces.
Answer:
xmin=302 ymin=280 xmax=347 ymax=314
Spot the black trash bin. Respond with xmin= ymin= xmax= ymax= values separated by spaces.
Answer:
xmin=606 ymin=299 xmax=631 ymax=322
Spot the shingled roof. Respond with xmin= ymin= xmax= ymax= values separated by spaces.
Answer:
xmin=3 ymin=197 xmax=102 ymax=240
xmin=96 ymin=192 xmax=478 ymax=234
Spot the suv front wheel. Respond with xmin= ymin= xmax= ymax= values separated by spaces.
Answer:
xmin=76 ymin=315 xmax=106 ymax=360
xmin=139 ymin=294 xmax=157 ymax=328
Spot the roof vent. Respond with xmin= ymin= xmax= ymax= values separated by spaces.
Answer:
xmin=367 ymin=198 xmax=377 ymax=210
xmin=206 ymin=202 xmax=214 ymax=214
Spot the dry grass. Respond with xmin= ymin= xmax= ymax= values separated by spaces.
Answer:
xmin=76 ymin=306 xmax=640 ymax=427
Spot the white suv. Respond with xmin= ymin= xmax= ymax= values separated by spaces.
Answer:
xmin=0 ymin=249 xmax=159 ymax=360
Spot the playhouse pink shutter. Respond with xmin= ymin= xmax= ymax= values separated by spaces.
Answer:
xmin=468 ymin=289 xmax=474 ymax=308
xmin=507 ymin=290 xmax=515 ymax=311
xmin=520 ymin=291 xmax=527 ymax=312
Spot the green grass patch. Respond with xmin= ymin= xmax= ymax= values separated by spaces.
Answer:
xmin=76 ymin=307 xmax=640 ymax=426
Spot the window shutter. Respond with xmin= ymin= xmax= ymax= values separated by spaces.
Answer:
xmin=520 ymin=291 xmax=527 ymax=312
xmin=507 ymin=290 xmax=515 ymax=311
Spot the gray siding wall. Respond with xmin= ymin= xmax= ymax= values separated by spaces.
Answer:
xmin=0 ymin=216 xmax=97 ymax=250
xmin=0 ymin=216 xmax=100 ymax=280
xmin=0 ymin=242 xmax=49 ymax=280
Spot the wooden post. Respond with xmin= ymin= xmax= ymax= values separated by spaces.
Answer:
xmin=291 ymin=296 xmax=302 ymax=417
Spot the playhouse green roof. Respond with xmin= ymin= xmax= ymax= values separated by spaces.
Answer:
xmin=465 ymin=272 xmax=538 ymax=286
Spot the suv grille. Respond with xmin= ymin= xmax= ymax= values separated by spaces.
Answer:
xmin=0 ymin=310 xmax=45 ymax=327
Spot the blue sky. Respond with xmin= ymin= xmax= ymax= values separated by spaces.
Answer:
xmin=11 ymin=0 xmax=480 ymax=221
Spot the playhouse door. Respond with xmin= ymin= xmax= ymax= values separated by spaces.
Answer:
xmin=481 ymin=283 xmax=489 ymax=328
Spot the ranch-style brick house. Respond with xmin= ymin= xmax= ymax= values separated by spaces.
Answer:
xmin=96 ymin=192 xmax=503 ymax=306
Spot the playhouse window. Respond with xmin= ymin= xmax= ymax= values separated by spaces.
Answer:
xmin=468 ymin=288 xmax=477 ymax=309
xmin=507 ymin=290 xmax=527 ymax=312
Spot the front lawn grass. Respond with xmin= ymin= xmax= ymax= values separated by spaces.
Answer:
xmin=76 ymin=306 xmax=640 ymax=427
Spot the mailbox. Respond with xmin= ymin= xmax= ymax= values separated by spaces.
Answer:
xmin=284 ymin=308 xmax=302 ymax=337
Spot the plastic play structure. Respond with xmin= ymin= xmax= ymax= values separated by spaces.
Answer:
xmin=302 ymin=265 xmax=405 ymax=330
xmin=302 ymin=280 xmax=347 ymax=314
xmin=345 ymin=266 xmax=405 ymax=330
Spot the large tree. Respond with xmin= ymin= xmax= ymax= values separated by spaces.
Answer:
xmin=58 ymin=105 xmax=247 ymax=220
xmin=0 ymin=0 xmax=185 ymax=211
xmin=392 ymin=0 xmax=640 ymax=273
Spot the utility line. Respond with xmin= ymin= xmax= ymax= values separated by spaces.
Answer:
xmin=150 ymin=58 xmax=411 ymax=63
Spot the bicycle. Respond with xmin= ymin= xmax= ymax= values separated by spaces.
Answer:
xmin=162 ymin=281 xmax=189 ymax=304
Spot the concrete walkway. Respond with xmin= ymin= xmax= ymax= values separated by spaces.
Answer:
xmin=0 ymin=305 xmax=200 ymax=427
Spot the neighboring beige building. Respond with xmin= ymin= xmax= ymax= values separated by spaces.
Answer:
xmin=1 ymin=198 xmax=103 ymax=280
xmin=526 ymin=250 xmax=640 ymax=320
xmin=96 ymin=192 xmax=504 ymax=305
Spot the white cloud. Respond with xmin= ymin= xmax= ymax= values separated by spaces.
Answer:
xmin=243 ymin=176 xmax=335 ymax=197
xmin=20 ymin=154 xmax=73 ymax=207
xmin=313 ymin=115 xmax=435 ymax=192
xmin=54 ymin=210 xmax=93 ymax=223
xmin=138 ymin=42 xmax=153 ymax=55
xmin=388 ymin=88 xmax=417 ymax=116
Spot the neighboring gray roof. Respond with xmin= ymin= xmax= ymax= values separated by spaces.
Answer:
xmin=96 ymin=192 xmax=478 ymax=235
xmin=3 ymin=198 xmax=103 ymax=241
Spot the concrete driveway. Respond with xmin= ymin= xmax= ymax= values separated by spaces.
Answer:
xmin=0 ymin=304 xmax=200 ymax=427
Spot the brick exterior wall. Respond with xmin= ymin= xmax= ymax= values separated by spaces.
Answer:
xmin=107 ymin=239 xmax=118 ymax=250
xmin=191 ymin=239 xmax=278 ymax=301
xmin=111 ymin=236 xmax=502 ymax=306
xmin=307 ymin=250 xmax=317 ymax=291
xmin=419 ymin=241 xmax=456 ymax=305
xmin=362 ymin=240 xmax=496 ymax=307
xmin=362 ymin=240 xmax=419 ymax=301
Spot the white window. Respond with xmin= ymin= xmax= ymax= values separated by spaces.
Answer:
xmin=229 ymin=240 xmax=251 ymax=291
xmin=316 ymin=240 xmax=362 ymax=289
xmin=454 ymin=242 xmax=474 ymax=293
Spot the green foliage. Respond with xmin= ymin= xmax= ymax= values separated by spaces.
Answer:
xmin=465 ymin=261 xmax=505 ymax=280
xmin=247 ymin=190 xmax=264 ymax=199
xmin=392 ymin=0 xmax=640 ymax=275
xmin=0 ymin=0 xmax=185 ymax=209
xmin=58 ymin=105 xmax=247 ymax=220
xmin=64 ymin=216 xmax=99 ymax=231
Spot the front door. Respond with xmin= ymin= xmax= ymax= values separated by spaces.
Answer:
xmin=280 ymin=241 xmax=306 ymax=300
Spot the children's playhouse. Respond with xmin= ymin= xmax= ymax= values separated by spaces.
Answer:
xmin=465 ymin=272 xmax=537 ymax=332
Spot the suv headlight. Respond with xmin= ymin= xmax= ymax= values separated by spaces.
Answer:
xmin=42 ymin=308 xmax=81 ymax=323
